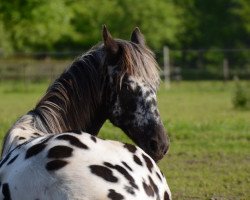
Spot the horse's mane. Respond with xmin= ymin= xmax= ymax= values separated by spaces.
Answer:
xmin=28 ymin=40 xmax=160 ymax=134
xmin=30 ymin=46 xmax=104 ymax=133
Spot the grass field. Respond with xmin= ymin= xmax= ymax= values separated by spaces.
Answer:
xmin=0 ymin=80 xmax=249 ymax=199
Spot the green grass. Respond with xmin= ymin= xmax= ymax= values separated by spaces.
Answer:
xmin=0 ymin=80 xmax=249 ymax=199
xmin=156 ymin=82 xmax=250 ymax=200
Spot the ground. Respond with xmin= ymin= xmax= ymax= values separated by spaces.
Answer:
xmin=0 ymin=81 xmax=249 ymax=199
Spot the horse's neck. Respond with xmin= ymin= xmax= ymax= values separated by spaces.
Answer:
xmin=2 ymin=49 xmax=109 ymax=157
xmin=32 ymin=51 xmax=108 ymax=134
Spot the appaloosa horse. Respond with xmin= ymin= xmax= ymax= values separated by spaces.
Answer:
xmin=0 ymin=26 xmax=171 ymax=200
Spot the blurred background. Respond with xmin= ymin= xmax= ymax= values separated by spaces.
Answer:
xmin=1 ymin=0 xmax=250 ymax=80
xmin=0 ymin=0 xmax=249 ymax=199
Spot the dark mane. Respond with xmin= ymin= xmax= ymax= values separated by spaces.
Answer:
xmin=30 ymin=46 xmax=105 ymax=133
xmin=29 ymin=40 xmax=159 ymax=134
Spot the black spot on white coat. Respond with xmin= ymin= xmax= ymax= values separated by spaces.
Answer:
xmin=107 ymin=189 xmax=124 ymax=200
xmin=33 ymin=132 xmax=41 ymax=136
xmin=46 ymin=160 xmax=68 ymax=171
xmin=90 ymin=135 xmax=97 ymax=143
xmin=104 ymin=162 xmax=138 ymax=189
xmin=25 ymin=135 xmax=53 ymax=159
xmin=2 ymin=183 xmax=11 ymax=200
xmin=123 ymin=143 xmax=137 ymax=153
xmin=47 ymin=145 xmax=73 ymax=159
xmin=148 ymin=176 xmax=159 ymax=198
xmin=156 ymin=171 xmax=162 ymax=182
xmin=7 ymin=155 xmax=19 ymax=166
xmin=89 ymin=165 xmax=118 ymax=182
xmin=142 ymin=181 xmax=154 ymax=197
xmin=56 ymin=134 xmax=89 ymax=149
xmin=164 ymin=191 xmax=170 ymax=200
xmin=25 ymin=143 xmax=46 ymax=159
xmin=124 ymin=185 xmax=135 ymax=195
xmin=121 ymin=161 xmax=133 ymax=172
xmin=142 ymin=153 xmax=153 ymax=173
xmin=0 ymin=153 xmax=11 ymax=168
xmin=133 ymin=155 xmax=143 ymax=166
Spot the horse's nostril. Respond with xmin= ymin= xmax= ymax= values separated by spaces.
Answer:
xmin=163 ymin=146 xmax=167 ymax=155
xmin=162 ymin=143 xmax=169 ymax=155
xmin=149 ymin=140 xmax=158 ymax=152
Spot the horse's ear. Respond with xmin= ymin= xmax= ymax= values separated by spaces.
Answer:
xmin=131 ymin=27 xmax=145 ymax=46
xmin=102 ymin=25 xmax=119 ymax=55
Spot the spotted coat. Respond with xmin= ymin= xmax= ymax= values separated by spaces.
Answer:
xmin=0 ymin=132 xmax=171 ymax=200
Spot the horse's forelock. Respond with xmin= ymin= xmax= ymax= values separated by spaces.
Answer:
xmin=116 ymin=39 xmax=160 ymax=90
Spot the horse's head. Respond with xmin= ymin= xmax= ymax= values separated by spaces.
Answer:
xmin=102 ymin=26 xmax=169 ymax=161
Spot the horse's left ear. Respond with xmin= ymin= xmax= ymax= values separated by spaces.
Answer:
xmin=102 ymin=25 xmax=119 ymax=55
xmin=131 ymin=27 xmax=145 ymax=46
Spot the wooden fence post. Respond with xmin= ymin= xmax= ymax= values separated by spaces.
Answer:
xmin=163 ymin=46 xmax=171 ymax=89
xmin=223 ymin=58 xmax=229 ymax=82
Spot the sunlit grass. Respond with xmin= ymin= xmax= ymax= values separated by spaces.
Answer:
xmin=0 ymin=81 xmax=249 ymax=199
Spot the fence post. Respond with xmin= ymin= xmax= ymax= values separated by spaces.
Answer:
xmin=223 ymin=58 xmax=229 ymax=82
xmin=22 ymin=64 xmax=29 ymax=91
xmin=163 ymin=46 xmax=171 ymax=89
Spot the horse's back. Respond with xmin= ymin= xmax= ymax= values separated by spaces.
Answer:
xmin=0 ymin=132 xmax=171 ymax=200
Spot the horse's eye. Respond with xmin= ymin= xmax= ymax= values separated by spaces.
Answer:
xmin=120 ymin=84 xmax=133 ymax=98
xmin=123 ymin=84 xmax=132 ymax=92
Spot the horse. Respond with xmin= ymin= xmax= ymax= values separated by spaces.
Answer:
xmin=2 ymin=26 xmax=169 ymax=162
xmin=0 ymin=26 xmax=172 ymax=200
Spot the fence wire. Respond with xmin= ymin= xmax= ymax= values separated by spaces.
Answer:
xmin=0 ymin=48 xmax=250 ymax=82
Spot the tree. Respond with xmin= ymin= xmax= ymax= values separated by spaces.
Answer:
xmin=172 ymin=0 xmax=250 ymax=71
xmin=174 ymin=0 xmax=246 ymax=49
xmin=233 ymin=0 xmax=250 ymax=46
xmin=0 ymin=0 xmax=74 ymax=53
xmin=58 ymin=0 xmax=181 ymax=50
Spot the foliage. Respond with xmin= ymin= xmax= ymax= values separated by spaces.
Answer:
xmin=170 ymin=0 xmax=250 ymax=71
xmin=0 ymin=0 xmax=181 ymax=52
xmin=234 ymin=0 xmax=250 ymax=35
xmin=0 ymin=0 xmax=74 ymax=53
xmin=232 ymin=80 xmax=249 ymax=108
xmin=174 ymin=0 xmax=247 ymax=49
xmin=1 ymin=0 xmax=250 ymax=53
xmin=55 ymin=0 xmax=182 ymax=50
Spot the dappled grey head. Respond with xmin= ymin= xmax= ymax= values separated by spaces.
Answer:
xmin=103 ymin=26 xmax=169 ymax=161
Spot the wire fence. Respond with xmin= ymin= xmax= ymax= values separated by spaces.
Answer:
xmin=161 ymin=47 xmax=250 ymax=83
xmin=0 ymin=53 xmax=75 ymax=83
xmin=0 ymin=48 xmax=250 ymax=84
